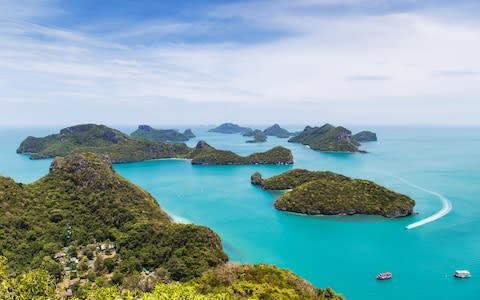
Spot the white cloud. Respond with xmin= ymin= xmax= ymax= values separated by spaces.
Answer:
xmin=0 ymin=0 xmax=479 ymax=125
xmin=0 ymin=0 xmax=62 ymax=19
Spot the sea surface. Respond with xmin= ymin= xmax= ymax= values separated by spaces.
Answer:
xmin=1 ymin=125 xmax=479 ymax=300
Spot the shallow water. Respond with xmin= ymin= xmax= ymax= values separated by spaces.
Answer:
xmin=1 ymin=125 xmax=479 ymax=299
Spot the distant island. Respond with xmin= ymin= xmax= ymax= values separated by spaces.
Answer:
xmin=243 ymin=128 xmax=261 ymax=136
xmin=288 ymin=124 xmax=377 ymax=152
xmin=252 ymin=169 xmax=415 ymax=217
xmin=191 ymin=140 xmax=292 ymax=165
xmin=263 ymin=124 xmax=292 ymax=138
xmin=17 ymin=124 xmax=192 ymax=163
xmin=17 ymin=124 xmax=294 ymax=165
xmin=353 ymin=130 xmax=377 ymax=142
xmin=131 ymin=125 xmax=196 ymax=142
xmin=0 ymin=152 xmax=341 ymax=299
xmin=208 ymin=123 xmax=252 ymax=134
xmin=246 ymin=130 xmax=267 ymax=143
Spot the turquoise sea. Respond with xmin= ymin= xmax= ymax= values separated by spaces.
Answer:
xmin=1 ymin=126 xmax=479 ymax=299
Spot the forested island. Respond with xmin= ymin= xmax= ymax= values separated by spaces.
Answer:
xmin=17 ymin=124 xmax=293 ymax=165
xmin=16 ymin=124 xmax=191 ymax=162
xmin=191 ymin=141 xmax=292 ymax=165
xmin=288 ymin=124 xmax=377 ymax=152
xmin=131 ymin=125 xmax=195 ymax=142
xmin=252 ymin=169 xmax=415 ymax=217
xmin=263 ymin=124 xmax=292 ymax=138
xmin=0 ymin=153 xmax=341 ymax=299
xmin=353 ymin=131 xmax=377 ymax=142
xmin=208 ymin=123 xmax=251 ymax=134
xmin=246 ymin=130 xmax=267 ymax=143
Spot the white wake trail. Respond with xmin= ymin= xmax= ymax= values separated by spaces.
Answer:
xmin=386 ymin=174 xmax=452 ymax=230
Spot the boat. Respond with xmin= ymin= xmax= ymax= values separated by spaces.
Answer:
xmin=454 ymin=270 xmax=471 ymax=278
xmin=376 ymin=272 xmax=392 ymax=280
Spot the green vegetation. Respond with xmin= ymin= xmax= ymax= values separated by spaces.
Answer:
xmin=0 ymin=257 xmax=342 ymax=299
xmin=0 ymin=154 xmax=342 ymax=299
xmin=0 ymin=152 xmax=227 ymax=287
xmin=353 ymin=131 xmax=378 ymax=142
xmin=18 ymin=124 xmax=292 ymax=165
xmin=191 ymin=141 xmax=293 ymax=165
xmin=252 ymin=169 xmax=349 ymax=190
xmin=208 ymin=123 xmax=252 ymax=134
xmin=246 ymin=131 xmax=267 ymax=143
xmin=263 ymin=124 xmax=292 ymax=138
xmin=253 ymin=169 xmax=415 ymax=217
xmin=17 ymin=124 xmax=191 ymax=163
xmin=131 ymin=125 xmax=195 ymax=142
xmin=289 ymin=124 xmax=361 ymax=152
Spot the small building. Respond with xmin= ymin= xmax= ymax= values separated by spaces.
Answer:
xmin=100 ymin=242 xmax=115 ymax=251
xmin=54 ymin=251 xmax=66 ymax=259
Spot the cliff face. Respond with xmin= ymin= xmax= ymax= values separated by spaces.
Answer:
xmin=253 ymin=169 xmax=415 ymax=218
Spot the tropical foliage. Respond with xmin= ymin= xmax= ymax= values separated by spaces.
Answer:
xmin=16 ymin=124 xmax=191 ymax=162
xmin=17 ymin=124 xmax=293 ymax=165
xmin=131 ymin=125 xmax=195 ymax=142
xmin=253 ymin=169 xmax=415 ymax=217
xmin=190 ymin=141 xmax=293 ymax=165
xmin=0 ymin=152 xmax=227 ymax=286
xmin=0 ymin=257 xmax=343 ymax=300
xmin=288 ymin=124 xmax=361 ymax=152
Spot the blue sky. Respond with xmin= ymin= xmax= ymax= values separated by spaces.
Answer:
xmin=1 ymin=0 xmax=479 ymax=126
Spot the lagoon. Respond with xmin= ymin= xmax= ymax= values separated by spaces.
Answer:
xmin=1 ymin=126 xmax=479 ymax=299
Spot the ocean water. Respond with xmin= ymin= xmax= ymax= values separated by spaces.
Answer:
xmin=1 ymin=125 xmax=479 ymax=300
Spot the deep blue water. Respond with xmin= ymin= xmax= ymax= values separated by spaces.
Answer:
xmin=1 ymin=125 xmax=479 ymax=299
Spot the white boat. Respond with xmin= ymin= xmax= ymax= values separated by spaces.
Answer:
xmin=454 ymin=270 xmax=471 ymax=278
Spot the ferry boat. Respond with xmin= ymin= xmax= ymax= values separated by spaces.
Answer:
xmin=376 ymin=272 xmax=392 ymax=280
xmin=454 ymin=270 xmax=471 ymax=278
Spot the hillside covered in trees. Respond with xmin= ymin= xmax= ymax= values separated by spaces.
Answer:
xmin=0 ymin=153 xmax=341 ymax=299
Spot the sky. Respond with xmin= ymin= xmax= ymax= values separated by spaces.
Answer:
xmin=1 ymin=0 xmax=479 ymax=126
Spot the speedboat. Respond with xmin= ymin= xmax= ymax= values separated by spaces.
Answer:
xmin=376 ymin=272 xmax=392 ymax=280
xmin=454 ymin=270 xmax=471 ymax=278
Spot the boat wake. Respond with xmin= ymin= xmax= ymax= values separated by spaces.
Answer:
xmin=385 ymin=174 xmax=452 ymax=230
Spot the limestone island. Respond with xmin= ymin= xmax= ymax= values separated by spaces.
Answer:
xmin=246 ymin=130 xmax=267 ymax=143
xmin=251 ymin=169 xmax=415 ymax=218
xmin=288 ymin=123 xmax=376 ymax=152
xmin=191 ymin=140 xmax=292 ymax=165
xmin=208 ymin=123 xmax=252 ymax=134
xmin=263 ymin=124 xmax=292 ymax=138
xmin=353 ymin=130 xmax=378 ymax=142
xmin=17 ymin=124 xmax=192 ymax=163
xmin=242 ymin=128 xmax=261 ymax=136
xmin=131 ymin=124 xmax=196 ymax=142
xmin=17 ymin=124 xmax=294 ymax=165
xmin=0 ymin=152 xmax=342 ymax=299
